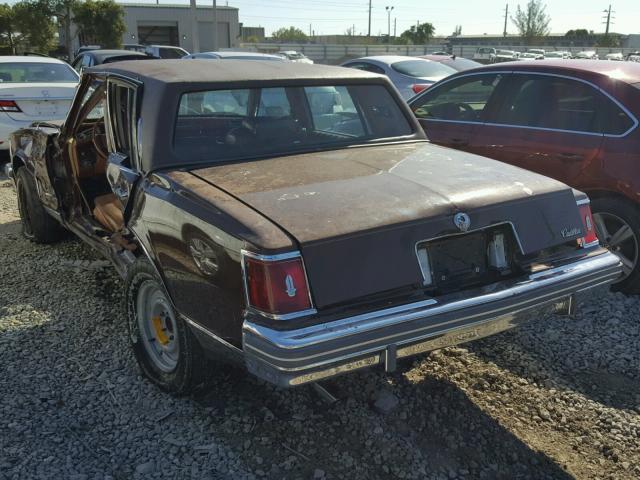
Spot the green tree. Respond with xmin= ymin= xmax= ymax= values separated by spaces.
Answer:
xmin=73 ymin=0 xmax=125 ymax=48
xmin=0 ymin=4 xmax=18 ymax=53
xmin=11 ymin=0 xmax=57 ymax=53
xmin=565 ymin=28 xmax=592 ymax=38
xmin=597 ymin=34 xmax=621 ymax=47
xmin=271 ymin=26 xmax=308 ymax=43
xmin=511 ymin=0 xmax=550 ymax=44
xmin=398 ymin=22 xmax=435 ymax=45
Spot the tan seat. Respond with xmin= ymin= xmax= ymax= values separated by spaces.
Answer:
xmin=93 ymin=194 xmax=125 ymax=232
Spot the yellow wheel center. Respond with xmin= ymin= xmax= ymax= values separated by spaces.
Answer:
xmin=152 ymin=315 xmax=170 ymax=345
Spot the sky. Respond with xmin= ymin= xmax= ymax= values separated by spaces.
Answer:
xmin=120 ymin=0 xmax=640 ymax=37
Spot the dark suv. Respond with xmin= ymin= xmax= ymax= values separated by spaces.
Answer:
xmin=409 ymin=60 xmax=640 ymax=293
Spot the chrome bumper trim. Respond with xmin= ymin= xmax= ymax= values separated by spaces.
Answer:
xmin=2 ymin=161 xmax=12 ymax=180
xmin=242 ymin=251 xmax=622 ymax=387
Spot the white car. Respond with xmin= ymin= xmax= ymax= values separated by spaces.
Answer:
xmin=0 ymin=56 xmax=79 ymax=151
xmin=277 ymin=51 xmax=314 ymax=64
xmin=472 ymin=47 xmax=496 ymax=64
xmin=605 ymin=52 xmax=624 ymax=61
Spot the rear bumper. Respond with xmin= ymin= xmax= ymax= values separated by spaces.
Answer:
xmin=242 ymin=251 xmax=622 ymax=387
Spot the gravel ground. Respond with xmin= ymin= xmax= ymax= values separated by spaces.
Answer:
xmin=1 ymin=176 xmax=639 ymax=480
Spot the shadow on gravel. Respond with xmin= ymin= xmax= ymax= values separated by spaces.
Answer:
xmin=192 ymin=361 xmax=575 ymax=480
xmin=468 ymin=313 xmax=640 ymax=411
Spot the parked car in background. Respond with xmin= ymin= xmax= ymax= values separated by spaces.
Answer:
xmin=123 ymin=43 xmax=146 ymax=53
xmin=494 ymin=50 xmax=520 ymax=63
xmin=71 ymin=50 xmax=154 ymax=73
xmin=75 ymin=45 xmax=101 ymax=57
xmin=409 ymin=60 xmax=640 ymax=293
xmin=430 ymin=51 xmax=451 ymax=56
xmin=575 ymin=50 xmax=599 ymax=60
xmin=472 ymin=47 xmax=496 ymax=64
xmin=144 ymin=45 xmax=189 ymax=59
xmin=545 ymin=51 xmax=571 ymax=59
xmin=276 ymin=50 xmax=314 ymax=63
xmin=183 ymin=51 xmax=286 ymax=61
xmin=6 ymin=59 xmax=621 ymax=392
xmin=605 ymin=52 xmax=624 ymax=61
xmin=520 ymin=51 xmax=543 ymax=60
xmin=0 ymin=56 xmax=79 ymax=151
xmin=341 ymin=56 xmax=457 ymax=98
xmin=528 ymin=48 xmax=545 ymax=58
xmin=420 ymin=55 xmax=482 ymax=72
xmin=626 ymin=51 xmax=640 ymax=62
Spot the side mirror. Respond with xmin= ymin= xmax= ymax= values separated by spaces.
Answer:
xmin=106 ymin=152 xmax=139 ymax=209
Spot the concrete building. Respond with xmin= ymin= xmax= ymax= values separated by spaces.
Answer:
xmin=122 ymin=4 xmax=240 ymax=52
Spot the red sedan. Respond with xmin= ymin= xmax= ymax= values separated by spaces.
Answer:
xmin=409 ymin=60 xmax=640 ymax=293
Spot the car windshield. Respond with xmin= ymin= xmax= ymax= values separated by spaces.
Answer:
xmin=0 ymin=62 xmax=79 ymax=83
xmin=174 ymin=84 xmax=414 ymax=163
xmin=442 ymin=58 xmax=482 ymax=71
xmin=390 ymin=60 xmax=456 ymax=78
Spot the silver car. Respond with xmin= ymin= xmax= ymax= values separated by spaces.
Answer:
xmin=182 ymin=51 xmax=286 ymax=61
xmin=341 ymin=56 xmax=456 ymax=99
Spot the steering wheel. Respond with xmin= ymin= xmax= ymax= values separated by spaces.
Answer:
xmin=456 ymin=103 xmax=477 ymax=120
xmin=91 ymin=121 xmax=108 ymax=159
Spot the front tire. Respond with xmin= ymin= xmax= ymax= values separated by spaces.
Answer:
xmin=591 ymin=197 xmax=640 ymax=294
xmin=15 ymin=167 xmax=64 ymax=243
xmin=125 ymin=259 xmax=213 ymax=394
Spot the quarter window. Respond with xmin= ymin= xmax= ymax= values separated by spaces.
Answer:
xmin=411 ymin=74 xmax=502 ymax=122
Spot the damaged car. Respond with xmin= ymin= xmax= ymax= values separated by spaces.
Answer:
xmin=6 ymin=60 xmax=622 ymax=393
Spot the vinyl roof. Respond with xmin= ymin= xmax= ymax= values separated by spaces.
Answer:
xmin=88 ymin=59 xmax=380 ymax=84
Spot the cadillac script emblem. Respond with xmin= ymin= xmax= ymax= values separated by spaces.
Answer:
xmin=454 ymin=212 xmax=471 ymax=232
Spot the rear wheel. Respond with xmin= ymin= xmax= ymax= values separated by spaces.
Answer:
xmin=591 ymin=197 xmax=640 ymax=294
xmin=126 ymin=259 xmax=213 ymax=394
xmin=15 ymin=167 xmax=64 ymax=243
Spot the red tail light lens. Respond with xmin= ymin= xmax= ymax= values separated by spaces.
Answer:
xmin=577 ymin=202 xmax=599 ymax=248
xmin=243 ymin=253 xmax=313 ymax=317
xmin=0 ymin=100 xmax=21 ymax=112
xmin=411 ymin=84 xmax=431 ymax=94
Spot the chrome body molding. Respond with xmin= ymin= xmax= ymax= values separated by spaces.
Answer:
xmin=2 ymin=161 xmax=13 ymax=180
xmin=242 ymin=251 xmax=622 ymax=387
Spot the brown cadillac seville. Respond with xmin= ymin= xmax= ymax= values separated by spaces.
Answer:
xmin=6 ymin=60 xmax=622 ymax=393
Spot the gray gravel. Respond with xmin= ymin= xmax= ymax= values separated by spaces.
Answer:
xmin=1 ymin=177 xmax=639 ymax=479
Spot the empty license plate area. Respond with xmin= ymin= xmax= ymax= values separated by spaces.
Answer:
xmin=417 ymin=226 xmax=516 ymax=293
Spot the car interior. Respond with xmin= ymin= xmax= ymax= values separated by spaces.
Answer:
xmin=63 ymin=80 xmax=128 ymax=239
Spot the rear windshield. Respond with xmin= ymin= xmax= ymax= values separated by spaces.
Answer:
xmin=174 ymin=84 xmax=414 ymax=163
xmin=390 ymin=60 xmax=456 ymax=79
xmin=0 ymin=62 xmax=79 ymax=83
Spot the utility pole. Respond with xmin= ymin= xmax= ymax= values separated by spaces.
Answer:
xmin=503 ymin=4 xmax=509 ymax=37
xmin=367 ymin=0 xmax=372 ymax=36
xmin=190 ymin=0 xmax=199 ymax=52
xmin=602 ymin=4 xmax=614 ymax=34
xmin=212 ymin=0 xmax=219 ymax=51
xmin=385 ymin=6 xmax=394 ymax=38
xmin=309 ymin=24 xmax=312 ymax=36
xmin=394 ymin=18 xmax=396 ymax=37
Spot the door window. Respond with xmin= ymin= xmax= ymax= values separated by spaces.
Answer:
xmin=411 ymin=74 xmax=503 ymax=122
xmin=601 ymin=96 xmax=635 ymax=136
xmin=107 ymin=81 xmax=137 ymax=164
xmin=499 ymin=74 xmax=602 ymax=133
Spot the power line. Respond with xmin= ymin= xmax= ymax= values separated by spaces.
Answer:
xmin=602 ymin=4 xmax=615 ymax=34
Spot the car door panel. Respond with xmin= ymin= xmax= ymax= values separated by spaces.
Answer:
xmin=467 ymin=73 xmax=605 ymax=186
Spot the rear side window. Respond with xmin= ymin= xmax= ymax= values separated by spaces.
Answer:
xmin=390 ymin=60 xmax=456 ymax=78
xmin=411 ymin=74 xmax=503 ymax=122
xmin=344 ymin=62 xmax=385 ymax=75
xmin=500 ymin=75 xmax=601 ymax=133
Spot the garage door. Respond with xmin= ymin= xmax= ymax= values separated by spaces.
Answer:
xmin=138 ymin=24 xmax=179 ymax=46
xmin=198 ymin=22 xmax=230 ymax=50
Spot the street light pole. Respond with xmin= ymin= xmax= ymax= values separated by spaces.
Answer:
xmin=385 ymin=6 xmax=394 ymax=38
xmin=367 ymin=0 xmax=372 ymax=36
xmin=190 ymin=0 xmax=200 ymax=52
xmin=212 ymin=0 xmax=218 ymax=51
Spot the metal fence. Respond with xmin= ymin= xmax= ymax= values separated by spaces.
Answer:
xmin=231 ymin=42 xmax=639 ymax=65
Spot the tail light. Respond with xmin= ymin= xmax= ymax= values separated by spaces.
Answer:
xmin=411 ymin=84 xmax=431 ymax=94
xmin=577 ymin=201 xmax=599 ymax=248
xmin=242 ymin=251 xmax=314 ymax=319
xmin=0 ymin=100 xmax=21 ymax=112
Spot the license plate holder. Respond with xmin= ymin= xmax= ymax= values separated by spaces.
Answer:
xmin=423 ymin=232 xmax=489 ymax=290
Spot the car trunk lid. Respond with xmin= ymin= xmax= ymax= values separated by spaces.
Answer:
xmin=0 ymin=83 xmax=77 ymax=121
xmin=191 ymin=142 xmax=584 ymax=308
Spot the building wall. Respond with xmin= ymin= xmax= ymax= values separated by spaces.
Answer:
xmin=122 ymin=4 xmax=240 ymax=52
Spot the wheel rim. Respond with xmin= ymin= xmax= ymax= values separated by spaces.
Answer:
xmin=189 ymin=237 xmax=219 ymax=275
xmin=17 ymin=181 xmax=33 ymax=237
xmin=136 ymin=280 xmax=180 ymax=373
xmin=593 ymin=212 xmax=638 ymax=281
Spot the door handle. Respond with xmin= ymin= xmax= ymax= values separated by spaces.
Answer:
xmin=557 ymin=152 xmax=583 ymax=162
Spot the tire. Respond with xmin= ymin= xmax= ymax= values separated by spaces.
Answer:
xmin=591 ymin=197 xmax=640 ymax=294
xmin=125 ymin=258 xmax=213 ymax=394
xmin=15 ymin=167 xmax=64 ymax=244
